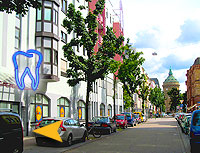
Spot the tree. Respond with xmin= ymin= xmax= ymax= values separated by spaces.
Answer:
xmin=108 ymin=59 xmax=122 ymax=120
xmin=149 ymin=86 xmax=165 ymax=114
xmin=180 ymin=91 xmax=187 ymax=112
xmin=167 ymin=88 xmax=181 ymax=112
xmin=62 ymin=0 xmax=124 ymax=129
xmin=117 ymin=42 xmax=145 ymax=111
xmin=0 ymin=0 xmax=41 ymax=16
xmin=138 ymin=75 xmax=150 ymax=114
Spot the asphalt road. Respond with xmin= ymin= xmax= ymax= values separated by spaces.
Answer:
xmin=24 ymin=118 xmax=190 ymax=153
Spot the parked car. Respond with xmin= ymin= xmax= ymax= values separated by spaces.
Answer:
xmin=190 ymin=110 xmax=200 ymax=152
xmin=35 ymin=117 xmax=87 ymax=146
xmin=121 ymin=112 xmax=136 ymax=127
xmin=0 ymin=111 xmax=23 ymax=153
xmin=181 ymin=114 xmax=191 ymax=134
xmin=115 ymin=114 xmax=127 ymax=129
xmin=134 ymin=112 xmax=143 ymax=122
xmin=88 ymin=116 xmax=116 ymax=134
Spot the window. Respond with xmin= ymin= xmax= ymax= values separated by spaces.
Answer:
xmin=44 ymin=8 xmax=51 ymax=21
xmin=37 ymin=9 xmax=42 ymax=20
xmin=78 ymin=101 xmax=85 ymax=120
xmin=106 ymin=9 xmax=108 ymax=18
xmin=44 ymin=49 xmax=51 ymax=62
xmin=30 ymin=94 xmax=50 ymax=123
xmin=61 ymin=59 xmax=67 ymax=72
xmin=57 ymin=97 xmax=70 ymax=117
xmin=61 ymin=0 xmax=67 ymax=13
xmin=61 ymin=31 xmax=67 ymax=43
xmin=15 ymin=15 xmax=21 ymax=50
xmin=100 ymin=103 xmax=105 ymax=116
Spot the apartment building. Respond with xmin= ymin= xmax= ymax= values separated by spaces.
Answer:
xmin=0 ymin=0 xmax=124 ymax=135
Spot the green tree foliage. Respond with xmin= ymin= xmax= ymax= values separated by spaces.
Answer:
xmin=62 ymin=0 xmax=124 ymax=129
xmin=180 ymin=91 xmax=187 ymax=112
xmin=138 ymin=75 xmax=150 ymax=114
xmin=149 ymin=86 xmax=165 ymax=113
xmin=118 ymin=42 xmax=145 ymax=110
xmin=167 ymin=88 xmax=181 ymax=112
xmin=0 ymin=0 xmax=41 ymax=16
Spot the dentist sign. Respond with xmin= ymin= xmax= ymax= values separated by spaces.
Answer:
xmin=12 ymin=49 xmax=43 ymax=91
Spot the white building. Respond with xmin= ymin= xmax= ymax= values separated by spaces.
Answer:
xmin=0 ymin=0 xmax=124 ymax=135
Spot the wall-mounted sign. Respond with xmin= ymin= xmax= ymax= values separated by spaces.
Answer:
xmin=60 ymin=107 xmax=65 ymax=117
xmin=12 ymin=49 xmax=43 ymax=91
xmin=78 ymin=108 xmax=82 ymax=119
xmin=36 ymin=105 xmax=42 ymax=122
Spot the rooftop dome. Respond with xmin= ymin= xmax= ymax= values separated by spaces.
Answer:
xmin=193 ymin=57 xmax=200 ymax=65
xmin=164 ymin=68 xmax=179 ymax=83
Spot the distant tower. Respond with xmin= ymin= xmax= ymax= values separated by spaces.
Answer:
xmin=162 ymin=68 xmax=180 ymax=113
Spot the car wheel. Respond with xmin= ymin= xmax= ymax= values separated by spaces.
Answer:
xmin=81 ymin=131 xmax=87 ymax=142
xmin=134 ymin=123 xmax=136 ymax=126
xmin=67 ymin=134 xmax=73 ymax=146
xmin=36 ymin=137 xmax=42 ymax=146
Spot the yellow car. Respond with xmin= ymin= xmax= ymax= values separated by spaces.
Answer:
xmin=134 ymin=112 xmax=143 ymax=122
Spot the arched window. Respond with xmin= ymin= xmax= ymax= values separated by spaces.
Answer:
xmin=30 ymin=94 xmax=50 ymax=123
xmin=57 ymin=97 xmax=70 ymax=117
xmin=77 ymin=101 xmax=85 ymax=120
xmin=108 ymin=104 xmax=112 ymax=117
xmin=100 ymin=103 xmax=105 ymax=116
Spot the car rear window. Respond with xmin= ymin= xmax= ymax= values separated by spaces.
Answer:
xmin=40 ymin=119 xmax=59 ymax=126
xmin=116 ymin=116 xmax=124 ymax=120
xmin=0 ymin=115 xmax=21 ymax=130
xmin=192 ymin=112 xmax=200 ymax=126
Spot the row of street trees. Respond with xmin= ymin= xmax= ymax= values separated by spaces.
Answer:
xmin=0 ymin=0 xmax=166 ymax=127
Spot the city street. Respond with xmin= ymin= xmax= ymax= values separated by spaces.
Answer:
xmin=24 ymin=118 xmax=190 ymax=153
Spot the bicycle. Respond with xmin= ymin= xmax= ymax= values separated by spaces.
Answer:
xmin=87 ymin=123 xmax=102 ymax=139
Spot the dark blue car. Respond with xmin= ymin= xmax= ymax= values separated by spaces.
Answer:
xmin=121 ymin=112 xmax=136 ymax=127
xmin=190 ymin=110 xmax=200 ymax=152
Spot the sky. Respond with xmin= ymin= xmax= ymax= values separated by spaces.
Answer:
xmin=113 ymin=0 xmax=200 ymax=93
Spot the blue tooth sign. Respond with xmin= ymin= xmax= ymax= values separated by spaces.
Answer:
xmin=12 ymin=49 xmax=43 ymax=91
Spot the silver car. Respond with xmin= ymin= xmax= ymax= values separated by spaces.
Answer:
xmin=35 ymin=117 xmax=87 ymax=146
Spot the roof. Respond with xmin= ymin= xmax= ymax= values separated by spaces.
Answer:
xmin=150 ymin=78 xmax=160 ymax=87
xmin=193 ymin=57 xmax=200 ymax=65
xmin=163 ymin=68 xmax=179 ymax=83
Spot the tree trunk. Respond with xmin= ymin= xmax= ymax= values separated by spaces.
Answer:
xmin=142 ymin=99 xmax=144 ymax=114
xmin=113 ymin=76 xmax=116 ymax=121
xmin=85 ymin=81 xmax=90 ymax=130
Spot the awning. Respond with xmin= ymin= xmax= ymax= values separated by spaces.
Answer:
xmin=0 ymin=66 xmax=32 ymax=90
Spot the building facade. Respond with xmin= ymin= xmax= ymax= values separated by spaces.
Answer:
xmin=186 ymin=57 xmax=200 ymax=112
xmin=0 ymin=0 xmax=124 ymax=136
xmin=163 ymin=68 xmax=180 ymax=113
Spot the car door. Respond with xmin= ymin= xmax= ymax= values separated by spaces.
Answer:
xmin=74 ymin=120 xmax=85 ymax=139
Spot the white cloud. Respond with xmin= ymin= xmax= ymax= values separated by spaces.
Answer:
xmin=119 ymin=0 xmax=200 ymax=93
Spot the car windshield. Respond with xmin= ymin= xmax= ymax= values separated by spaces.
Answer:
xmin=40 ymin=119 xmax=59 ymax=126
xmin=116 ymin=116 xmax=124 ymax=120
xmin=135 ymin=114 xmax=139 ymax=118
xmin=192 ymin=112 xmax=200 ymax=126
xmin=92 ymin=117 xmax=108 ymax=123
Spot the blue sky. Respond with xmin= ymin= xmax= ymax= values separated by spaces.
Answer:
xmin=113 ymin=0 xmax=200 ymax=92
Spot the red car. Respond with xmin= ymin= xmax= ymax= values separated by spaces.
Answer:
xmin=115 ymin=114 xmax=127 ymax=129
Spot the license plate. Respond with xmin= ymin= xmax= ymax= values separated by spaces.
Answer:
xmin=94 ymin=124 xmax=100 ymax=126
